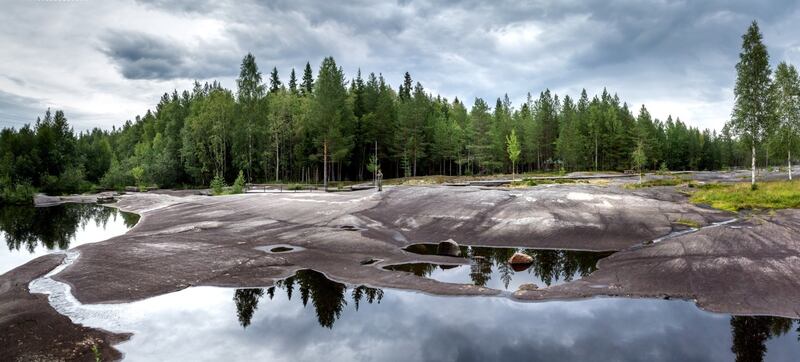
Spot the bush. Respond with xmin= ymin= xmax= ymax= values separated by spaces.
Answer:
xmin=656 ymin=162 xmax=670 ymax=175
xmin=231 ymin=170 xmax=245 ymax=194
xmin=0 ymin=181 xmax=36 ymax=204
xmin=210 ymin=174 xmax=226 ymax=196
xmin=100 ymin=161 xmax=134 ymax=191
xmin=42 ymin=167 xmax=91 ymax=194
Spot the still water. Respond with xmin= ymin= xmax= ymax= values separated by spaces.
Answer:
xmin=0 ymin=203 xmax=138 ymax=274
xmin=31 ymin=268 xmax=799 ymax=362
xmin=387 ymin=243 xmax=614 ymax=290
xmin=9 ymin=205 xmax=799 ymax=361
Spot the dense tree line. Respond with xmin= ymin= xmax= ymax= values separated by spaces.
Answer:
xmin=1 ymin=22 xmax=798 ymax=202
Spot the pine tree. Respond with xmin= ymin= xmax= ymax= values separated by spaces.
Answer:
xmin=731 ymin=20 xmax=775 ymax=187
xmin=309 ymin=57 xmax=353 ymax=189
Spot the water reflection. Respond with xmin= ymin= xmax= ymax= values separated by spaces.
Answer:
xmin=234 ymin=270 xmax=383 ymax=329
xmin=389 ymin=244 xmax=613 ymax=290
xmin=731 ymin=316 xmax=800 ymax=362
xmin=0 ymin=204 xmax=139 ymax=274
xmin=225 ymin=271 xmax=800 ymax=362
xmin=32 ymin=265 xmax=799 ymax=361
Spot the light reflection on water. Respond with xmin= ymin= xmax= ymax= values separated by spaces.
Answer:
xmin=31 ymin=269 xmax=800 ymax=362
xmin=0 ymin=203 xmax=138 ymax=275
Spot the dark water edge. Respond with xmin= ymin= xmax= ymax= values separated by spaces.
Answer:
xmin=0 ymin=203 xmax=138 ymax=274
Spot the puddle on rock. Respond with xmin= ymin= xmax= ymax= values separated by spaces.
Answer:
xmin=0 ymin=203 xmax=139 ymax=275
xmin=255 ymin=244 xmax=306 ymax=254
xmin=386 ymin=244 xmax=613 ymax=290
xmin=29 ymin=268 xmax=800 ymax=361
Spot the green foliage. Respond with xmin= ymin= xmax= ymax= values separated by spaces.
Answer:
xmin=690 ymin=181 xmax=800 ymax=211
xmin=506 ymin=129 xmax=521 ymax=165
xmin=92 ymin=343 xmax=101 ymax=362
xmin=232 ymin=170 xmax=245 ymax=194
xmin=631 ymin=140 xmax=647 ymax=182
xmin=0 ymin=180 xmax=36 ymax=204
xmin=514 ymin=178 xmax=583 ymax=187
xmin=730 ymin=21 xmax=776 ymax=185
xmin=210 ymin=174 xmax=226 ymax=196
xmin=2 ymin=37 xmax=793 ymax=194
xmin=131 ymin=166 xmax=145 ymax=188
xmin=674 ymin=218 xmax=701 ymax=228
xmin=625 ymin=176 xmax=695 ymax=189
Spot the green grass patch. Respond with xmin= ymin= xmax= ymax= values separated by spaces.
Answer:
xmin=513 ymin=178 xmax=584 ymax=187
xmin=689 ymin=180 xmax=800 ymax=212
xmin=673 ymin=218 xmax=700 ymax=228
xmin=626 ymin=176 xmax=695 ymax=189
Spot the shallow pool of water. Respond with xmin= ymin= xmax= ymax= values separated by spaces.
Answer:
xmin=386 ymin=244 xmax=613 ymax=290
xmin=0 ymin=203 xmax=139 ymax=274
xmin=31 ymin=268 xmax=799 ymax=361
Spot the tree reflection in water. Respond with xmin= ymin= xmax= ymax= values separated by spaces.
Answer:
xmin=234 ymin=269 xmax=799 ymax=359
xmin=394 ymin=244 xmax=613 ymax=289
xmin=233 ymin=270 xmax=383 ymax=329
xmin=730 ymin=316 xmax=799 ymax=362
xmin=0 ymin=203 xmax=139 ymax=252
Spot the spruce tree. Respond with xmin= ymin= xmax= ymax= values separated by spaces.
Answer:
xmin=235 ymin=53 xmax=264 ymax=182
xmin=301 ymin=62 xmax=314 ymax=96
xmin=269 ymin=67 xmax=282 ymax=93
xmin=399 ymin=72 xmax=412 ymax=101
xmin=288 ymin=68 xmax=298 ymax=95
xmin=731 ymin=20 xmax=775 ymax=187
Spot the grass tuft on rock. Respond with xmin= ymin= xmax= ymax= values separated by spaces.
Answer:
xmin=625 ymin=176 xmax=695 ymax=189
xmin=690 ymin=180 xmax=800 ymax=212
xmin=673 ymin=218 xmax=700 ymax=228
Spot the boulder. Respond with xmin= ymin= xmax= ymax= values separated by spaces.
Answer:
xmin=508 ymin=252 xmax=534 ymax=271
xmin=518 ymin=283 xmax=539 ymax=291
xmin=437 ymin=239 xmax=461 ymax=257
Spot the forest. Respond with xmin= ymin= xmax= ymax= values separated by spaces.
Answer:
xmin=1 ymin=22 xmax=798 ymax=203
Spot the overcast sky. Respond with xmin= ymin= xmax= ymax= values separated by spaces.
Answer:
xmin=1 ymin=0 xmax=799 ymax=132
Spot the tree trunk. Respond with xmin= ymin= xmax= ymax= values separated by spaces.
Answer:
xmin=275 ymin=135 xmax=279 ymax=183
xmin=511 ymin=161 xmax=515 ymax=182
xmin=323 ymin=140 xmax=328 ymax=191
xmin=751 ymin=145 xmax=756 ymax=186
xmin=594 ymin=135 xmax=599 ymax=171
xmin=789 ymin=149 xmax=793 ymax=181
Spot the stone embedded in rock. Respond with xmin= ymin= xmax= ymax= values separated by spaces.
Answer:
xmin=437 ymin=239 xmax=461 ymax=257
xmin=518 ymin=283 xmax=539 ymax=291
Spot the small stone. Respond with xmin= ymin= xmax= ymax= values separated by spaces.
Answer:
xmin=518 ymin=283 xmax=538 ymax=291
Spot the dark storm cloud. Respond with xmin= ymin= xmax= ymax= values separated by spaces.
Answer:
xmin=2 ymin=0 xmax=800 ymax=130
xmin=99 ymin=30 xmax=239 ymax=80
xmin=109 ymin=0 xmax=800 ymax=103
